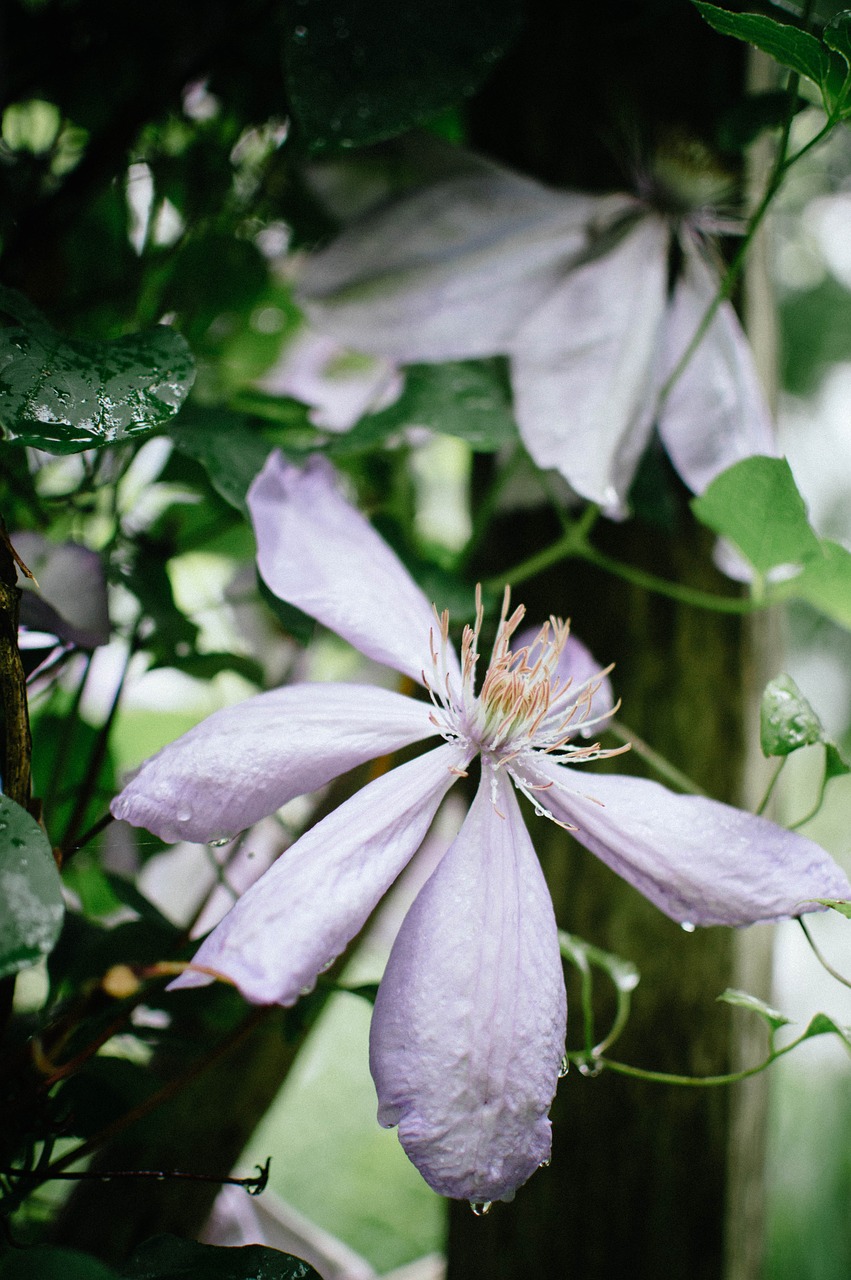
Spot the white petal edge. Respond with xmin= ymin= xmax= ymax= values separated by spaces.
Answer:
xmin=249 ymin=452 xmax=459 ymax=686
xmin=111 ymin=682 xmax=439 ymax=844
xmin=657 ymin=236 xmax=777 ymax=495
xmin=298 ymin=164 xmax=599 ymax=362
xmin=509 ymin=213 xmax=670 ymax=513
xmin=370 ymin=766 xmax=566 ymax=1201
xmin=524 ymin=757 xmax=851 ymax=926
xmin=169 ymin=742 xmax=469 ymax=1004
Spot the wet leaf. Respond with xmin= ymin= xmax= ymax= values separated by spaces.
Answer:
xmin=0 ymin=795 xmax=64 ymax=978
xmin=0 ymin=287 xmax=195 ymax=454
xmin=123 ymin=1234 xmax=323 ymax=1279
xmin=760 ymin=674 xmax=824 ymax=756
xmin=284 ymin=0 xmax=524 ymax=150
xmin=717 ymin=987 xmax=792 ymax=1032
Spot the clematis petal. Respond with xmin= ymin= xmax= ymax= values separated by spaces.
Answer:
xmin=370 ymin=766 xmax=566 ymax=1201
xmin=249 ymin=453 xmax=458 ymax=685
xmin=515 ymin=625 xmax=614 ymax=734
xmin=111 ymin=682 xmax=439 ymax=845
xmin=170 ymin=742 xmax=468 ymax=1004
xmin=509 ymin=213 xmax=669 ymax=514
xmin=656 ymin=236 xmax=777 ymax=495
xmin=298 ymin=162 xmax=597 ymax=362
xmin=525 ymin=757 xmax=851 ymax=926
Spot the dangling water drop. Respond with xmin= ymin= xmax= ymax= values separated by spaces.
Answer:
xmin=680 ymin=921 xmax=696 ymax=933
xmin=470 ymin=1200 xmax=492 ymax=1217
xmin=558 ymin=1054 xmax=569 ymax=1078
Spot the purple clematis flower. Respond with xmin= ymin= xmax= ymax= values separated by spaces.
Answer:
xmin=112 ymin=452 xmax=850 ymax=1203
xmin=296 ymin=147 xmax=776 ymax=516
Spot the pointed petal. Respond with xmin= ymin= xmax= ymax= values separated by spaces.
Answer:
xmin=249 ymin=453 xmax=458 ymax=685
xmin=170 ymin=743 xmax=468 ymax=1004
xmin=509 ymin=214 xmax=670 ymax=513
xmin=525 ymin=757 xmax=851 ymax=926
xmin=515 ymin=625 xmax=614 ymax=733
xmin=298 ymin=165 xmax=598 ymax=362
xmin=370 ymin=767 xmax=566 ymax=1201
xmin=657 ymin=238 xmax=777 ymax=495
xmin=111 ymin=682 xmax=438 ymax=844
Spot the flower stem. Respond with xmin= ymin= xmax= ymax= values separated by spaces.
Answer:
xmin=606 ymin=719 xmax=707 ymax=796
xmin=798 ymin=916 xmax=851 ymax=991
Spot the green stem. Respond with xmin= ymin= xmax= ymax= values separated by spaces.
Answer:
xmin=798 ymin=916 xmax=851 ymax=991
xmin=755 ymin=757 xmax=785 ymax=817
xmin=577 ymin=544 xmax=757 ymax=614
xmin=607 ymin=719 xmax=707 ymax=796
xmin=587 ymin=1027 xmax=811 ymax=1088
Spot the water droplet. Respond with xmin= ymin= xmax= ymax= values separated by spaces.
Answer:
xmin=681 ymin=920 xmax=696 ymax=933
xmin=294 ymin=24 xmax=307 ymax=39
xmin=155 ymin=1172 xmax=166 ymax=1181
xmin=558 ymin=1055 xmax=569 ymax=1078
xmin=177 ymin=810 xmax=193 ymax=824
xmin=538 ymin=1157 xmax=551 ymax=1168
xmin=470 ymin=1200 xmax=492 ymax=1217
xmin=208 ymin=836 xmax=232 ymax=848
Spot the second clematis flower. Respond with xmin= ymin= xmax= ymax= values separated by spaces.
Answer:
xmin=112 ymin=452 xmax=850 ymax=1203
xmin=295 ymin=145 xmax=776 ymax=516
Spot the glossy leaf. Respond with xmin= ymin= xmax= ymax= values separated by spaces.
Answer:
xmin=760 ymin=674 xmax=824 ymax=756
xmin=284 ymin=0 xmax=524 ymax=150
xmin=0 ymin=287 xmax=195 ymax=454
xmin=328 ymin=359 xmax=519 ymax=454
xmin=817 ymin=898 xmax=851 ymax=918
xmin=0 ymin=795 xmax=64 ymax=978
xmin=691 ymin=456 xmax=821 ymax=573
xmin=717 ymin=987 xmax=792 ymax=1032
xmin=123 ymin=1234 xmax=323 ymax=1280
xmin=693 ymin=3 xmax=829 ymax=87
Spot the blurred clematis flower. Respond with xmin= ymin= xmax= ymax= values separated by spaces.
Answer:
xmin=296 ymin=149 xmax=776 ymax=515
xmin=112 ymin=453 xmax=849 ymax=1202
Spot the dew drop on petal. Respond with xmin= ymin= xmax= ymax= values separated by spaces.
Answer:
xmin=470 ymin=1201 xmax=493 ymax=1217
xmin=558 ymin=1054 xmax=570 ymax=1078
xmin=681 ymin=921 xmax=696 ymax=933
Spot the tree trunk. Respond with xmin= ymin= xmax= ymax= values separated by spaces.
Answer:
xmin=447 ymin=3 xmax=766 ymax=1277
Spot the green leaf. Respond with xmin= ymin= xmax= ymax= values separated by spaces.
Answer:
xmin=760 ymin=674 xmax=824 ymax=756
xmin=781 ymin=539 xmax=851 ymax=629
xmin=814 ymin=898 xmax=851 ymax=918
xmin=823 ymin=10 xmax=851 ymax=68
xmin=169 ymin=408 xmax=274 ymax=513
xmin=258 ymin=571 xmax=315 ymax=647
xmin=801 ymin=1011 xmax=851 ymax=1045
xmin=123 ymin=1235 xmax=323 ymax=1280
xmin=825 ymin=742 xmax=851 ymax=783
xmin=717 ymin=987 xmax=792 ymax=1031
xmin=691 ymin=456 xmax=821 ymax=574
xmin=284 ymin=0 xmax=524 ymax=150
xmin=328 ymin=360 xmax=519 ymax=455
xmin=0 ymin=287 xmax=195 ymax=454
xmin=693 ymin=3 xmax=829 ymax=86
xmin=0 ymin=795 xmax=64 ymax=978
xmin=0 ymin=1246 xmax=119 ymax=1280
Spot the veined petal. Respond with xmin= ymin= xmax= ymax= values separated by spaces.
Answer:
xmin=298 ymin=163 xmax=598 ymax=362
xmin=515 ymin=625 xmax=614 ymax=734
xmin=657 ymin=236 xmax=777 ymax=495
xmin=170 ymin=742 xmax=468 ymax=1004
xmin=509 ymin=213 xmax=670 ymax=514
xmin=111 ymin=682 xmax=438 ymax=845
xmin=249 ymin=453 xmax=458 ymax=685
xmin=370 ymin=766 xmax=566 ymax=1201
xmin=525 ymin=757 xmax=851 ymax=926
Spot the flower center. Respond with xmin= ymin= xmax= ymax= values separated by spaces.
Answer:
xmin=423 ymin=586 xmax=618 ymax=770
